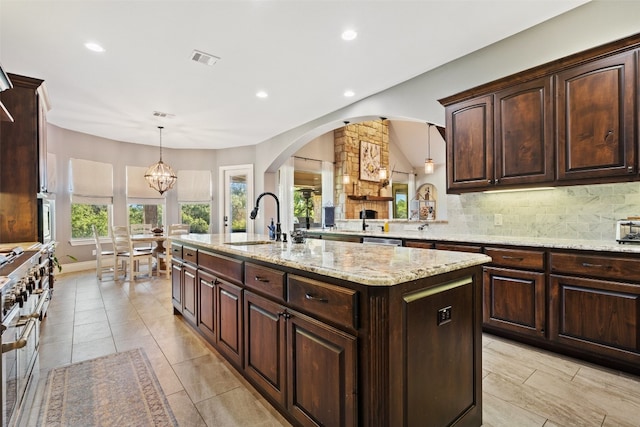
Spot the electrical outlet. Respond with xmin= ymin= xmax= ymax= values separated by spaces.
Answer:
xmin=92 ymin=249 xmax=96 ymax=256
xmin=437 ymin=306 xmax=452 ymax=325
xmin=494 ymin=213 xmax=503 ymax=226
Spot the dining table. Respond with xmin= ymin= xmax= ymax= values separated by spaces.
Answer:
xmin=130 ymin=233 xmax=170 ymax=274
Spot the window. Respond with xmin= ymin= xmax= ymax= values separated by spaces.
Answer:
xmin=180 ymin=203 xmax=211 ymax=233
xmin=178 ymin=170 xmax=212 ymax=233
xmin=69 ymin=158 xmax=113 ymax=240
xmin=128 ymin=203 xmax=164 ymax=228
xmin=393 ymin=183 xmax=408 ymax=219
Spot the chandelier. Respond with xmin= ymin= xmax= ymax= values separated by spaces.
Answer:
xmin=144 ymin=126 xmax=177 ymax=195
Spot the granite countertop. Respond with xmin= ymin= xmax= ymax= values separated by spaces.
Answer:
xmin=307 ymin=229 xmax=640 ymax=254
xmin=172 ymin=233 xmax=491 ymax=286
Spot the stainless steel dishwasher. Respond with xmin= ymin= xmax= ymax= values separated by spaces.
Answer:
xmin=361 ymin=236 xmax=403 ymax=246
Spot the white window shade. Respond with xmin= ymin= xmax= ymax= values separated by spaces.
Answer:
xmin=178 ymin=170 xmax=211 ymax=202
xmin=69 ymin=158 xmax=113 ymax=198
xmin=127 ymin=166 xmax=165 ymax=199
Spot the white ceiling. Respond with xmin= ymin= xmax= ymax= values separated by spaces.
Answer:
xmin=0 ymin=0 xmax=589 ymax=150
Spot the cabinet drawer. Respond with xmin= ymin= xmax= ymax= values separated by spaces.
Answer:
xmin=550 ymin=252 xmax=640 ymax=282
xmin=288 ymin=275 xmax=357 ymax=329
xmin=171 ymin=243 xmax=182 ymax=259
xmin=182 ymin=246 xmax=197 ymax=264
xmin=485 ymin=247 xmax=545 ymax=270
xmin=404 ymin=240 xmax=434 ymax=249
xmin=435 ymin=243 xmax=483 ymax=253
xmin=245 ymin=262 xmax=285 ymax=301
xmin=199 ymin=250 xmax=243 ymax=284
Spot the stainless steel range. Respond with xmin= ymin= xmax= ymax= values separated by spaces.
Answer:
xmin=0 ymin=244 xmax=52 ymax=427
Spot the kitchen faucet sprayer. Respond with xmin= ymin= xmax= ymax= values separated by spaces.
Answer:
xmin=250 ymin=192 xmax=282 ymax=241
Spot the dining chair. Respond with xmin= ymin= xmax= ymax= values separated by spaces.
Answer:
xmin=111 ymin=225 xmax=153 ymax=280
xmin=130 ymin=223 xmax=153 ymax=252
xmin=156 ymin=224 xmax=190 ymax=278
xmin=92 ymin=224 xmax=116 ymax=280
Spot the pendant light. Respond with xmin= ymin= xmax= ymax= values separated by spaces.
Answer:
xmin=144 ymin=126 xmax=177 ymax=195
xmin=424 ymin=122 xmax=434 ymax=174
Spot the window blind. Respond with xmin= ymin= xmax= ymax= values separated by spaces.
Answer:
xmin=178 ymin=170 xmax=211 ymax=202
xmin=69 ymin=158 xmax=113 ymax=200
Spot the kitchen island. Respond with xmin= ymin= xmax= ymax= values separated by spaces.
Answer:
xmin=170 ymin=233 xmax=491 ymax=427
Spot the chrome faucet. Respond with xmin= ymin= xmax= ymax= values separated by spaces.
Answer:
xmin=418 ymin=222 xmax=429 ymax=231
xmin=250 ymin=192 xmax=282 ymax=241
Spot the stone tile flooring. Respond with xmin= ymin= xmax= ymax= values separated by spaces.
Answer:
xmin=21 ymin=270 xmax=640 ymax=426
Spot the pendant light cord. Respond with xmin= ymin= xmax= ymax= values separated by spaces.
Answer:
xmin=158 ymin=126 xmax=164 ymax=161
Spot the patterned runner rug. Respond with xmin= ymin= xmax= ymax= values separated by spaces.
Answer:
xmin=38 ymin=348 xmax=178 ymax=426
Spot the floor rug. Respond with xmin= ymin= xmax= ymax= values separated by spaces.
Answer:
xmin=37 ymin=348 xmax=178 ymax=427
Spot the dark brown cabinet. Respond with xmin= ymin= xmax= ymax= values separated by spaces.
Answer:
xmin=244 ymin=291 xmax=287 ymax=406
xmin=445 ymin=95 xmax=494 ymax=192
xmin=549 ymin=251 xmax=640 ymax=370
xmin=0 ymin=74 xmax=49 ymax=243
xmin=197 ymin=268 xmax=217 ymax=342
xmin=556 ymin=51 xmax=636 ymax=181
xmin=170 ymin=244 xmax=197 ymax=326
xmin=483 ymin=247 xmax=546 ymax=338
xmin=494 ymin=77 xmax=554 ymax=186
xmin=287 ymin=311 xmax=357 ymax=427
xmin=216 ymin=279 xmax=243 ymax=367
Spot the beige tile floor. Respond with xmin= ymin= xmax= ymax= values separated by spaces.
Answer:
xmin=22 ymin=270 xmax=640 ymax=427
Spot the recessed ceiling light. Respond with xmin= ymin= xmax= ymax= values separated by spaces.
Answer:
xmin=256 ymin=91 xmax=268 ymax=98
xmin=84 ymin=42 xmax=105 ymax=53
xmin=344 ymin=90 xmax=355 ymax=97
xmin=341 ymin=29 xmax=357 ymax=41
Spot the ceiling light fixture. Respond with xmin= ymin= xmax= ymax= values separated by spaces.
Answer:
xmin=256 ymin=90 xmax=268 ymax=98
xmin=144 ymin=126 xmax=177 ymax=195
xmin=84 ymin=42 xmax=105 ymax=53
xmin=341 ymin=29 xmax=358 ymax=41
xmin=424 ymin=122 xmax=434 ymax=174
xmin=344 ymin=90 xmax=355 ymax=97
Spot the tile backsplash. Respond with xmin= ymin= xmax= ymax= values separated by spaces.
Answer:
xmin=445 ymin=182 xmax=640 ymax=241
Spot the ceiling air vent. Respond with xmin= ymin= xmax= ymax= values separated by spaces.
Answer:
xmin=190 ymin=50 xmax=220 ymax=66
xmin=153 ymin=111 xmax=175 ymax=119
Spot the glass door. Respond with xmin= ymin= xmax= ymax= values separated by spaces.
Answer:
xmin=220 ymin=165 xmax=254 ymax=235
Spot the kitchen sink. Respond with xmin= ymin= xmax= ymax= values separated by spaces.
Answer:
xmin=224 ymin=240 xmax=274 ymax=246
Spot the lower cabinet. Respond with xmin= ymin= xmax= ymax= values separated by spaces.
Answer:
xmin=244 ymin=290 xmax=357 ymax=427
xmin=170 ymin=257 xmax=197 ymax=326
xmin=197 ymin=269 xmax=217 ymax=342
xmin=182 ymin=262 xmax=198 ymax=325
xmin=216 ymin=279 xmax=243 ymax=367
xmin=549 ymin=274 xmax=640 ymax=366
xmin=483 ymin=267 xmax=545 ymax=337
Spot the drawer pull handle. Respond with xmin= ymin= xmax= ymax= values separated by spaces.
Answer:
xmin=582 ymin=262 xmax=605 ymax=268
xmin=254 ymin=276 xmax=270 ymax=283
xmin=502 ymin=256 xmax=524 ymax=261
xmin=305 ymin=293 xmax=328 ymax=303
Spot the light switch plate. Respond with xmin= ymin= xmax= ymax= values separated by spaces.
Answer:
xmin=494 ymin=213 xmax=503 ymax=226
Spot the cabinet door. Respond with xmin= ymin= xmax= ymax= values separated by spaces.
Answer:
xmin=171 ymin=260 xmax=183 ymax=313
xmin=549 ymin=274 xmax=640 ymax=365
xmin=197 ymin=269 xmax=217 ymax=343
xmin=483 ymin=266 xmax=545 ymax=337
xmin=182 ymin=263 xmax=198 ymax=325
xmin=216 ymin=279 xmax=243 ymax=367
xmin=244 ymin=291 xmax=286 ymax=406
xmin=287 ymin=311 xmax=357 ymax=427
xmin=446 ymin=95 xmax=493 ymax=192
xmin=556 ymin=51 xmax=636 ymax=180
xmin=494 ymin=77 xmax=554 ymax=186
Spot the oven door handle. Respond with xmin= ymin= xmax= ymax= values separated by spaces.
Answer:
xmin=2 ymin=318 xmax=36 ymax=353
xmin=25 ymin=288 xmax=50 ymax=320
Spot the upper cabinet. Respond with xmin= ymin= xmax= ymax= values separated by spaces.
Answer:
xmin=495 ymin=77 xmax=554 ymax=186
xmin=0 ymin=73 xmax=49 ymax=243
xmin=440 ymin=33 xmax=640 ymax=193
xmin=446 ymin=95 xmax=493 ymax=191
xmin=556 ymin=51 xmax=636 ymax=180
